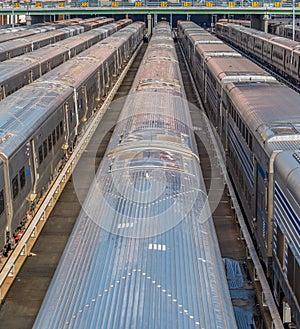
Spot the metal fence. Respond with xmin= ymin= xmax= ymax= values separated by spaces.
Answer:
xmin=1 ymin=0 xmax=298 ymax=8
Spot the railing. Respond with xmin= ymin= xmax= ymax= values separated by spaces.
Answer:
xmin=1 ymin=0 xmax=299 ymax=8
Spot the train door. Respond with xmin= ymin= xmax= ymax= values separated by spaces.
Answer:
xmin=26 ymin=139 xmax=38 ymax=204
xmin=28 ymin=70 xmax=33 ymax=84
xmin=0 ymin=84 xmax=5 ymax=100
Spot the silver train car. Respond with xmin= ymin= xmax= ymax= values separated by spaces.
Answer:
xmin=0 ymin=22 xmax=145 ymax=255
xmin=32 ymin=21 xmax=237 ymax=329
xmin=0 ymin=17 xmax=113 ymax=63
xmin=0 ymin=25 xmax=55 ymax=43
xmin=215 ymin=21 xmax=300 ymax=86
xmin=178 ymin=20 xmax=300 ymax=327
xmin=273 ymin=151 xmax=300 ymax=325
xmin=0 ymin=19 xmax=131 ymax=100
xmin=0 ymin=17 xmax=94 ymax=43
xmin=274 ymin=24 xmax=300 ymax=42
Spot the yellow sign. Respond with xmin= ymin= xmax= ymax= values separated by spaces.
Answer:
xmin=160 ymin=1 xmax=168 ymax=6
xmin=228 ymin=1 xmax=235 ymax=5
xmin=298 ymin=2 xmax=300 ymax=6
xmin=206 ymin=1 xmax=213 ymax=6
xmin=183 ymin=1 xmax=191 ymax=5
xmin=13 ymin=3 xmax=20 ymax=7
xmin=58 ymin=1 xmax=65 ymax=6
xmin=251 ymin=1 xmax=258 ymax=6
xmin=35 ymin=2 xmax=42 ymax=7
xmin=135 ymin=1 xmax=142 ymax=5
xmin=274 ymin=1 xmax=281 ymax=5
xmin=81 ymin=1 xmax=88 ymax=6
xmin=112 ymin=1 xmax=119 ymax=6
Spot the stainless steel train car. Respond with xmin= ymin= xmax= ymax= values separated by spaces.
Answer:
xmin=0 ymin=17 xmax=113 ymax=62
xmin=178 ymin=20 xmax=300 ymax=327
xmin=215 ymin=21 xmax=300 ymax=86
xmin=0 ymin=25 xmax=55 ymax=43
xmin=274 ymin=24 xmax=300 ymax=42
xmin=273 ymin=151 xmax=300 ymax=325
xmin=32 ymin=21 xmax=237 ymax=329
xmin=0 ymin=19 xmax=131 ymax=100
xmin=217 ymin=18 xmax=251 ymax=27
xmin=0 ymin=22 xmax=145 ymax=257
xmin=0 ymin=17 xmax=89 ymax=43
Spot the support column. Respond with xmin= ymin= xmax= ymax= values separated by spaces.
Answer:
xmin=251 ymin=14 xmax=266 ymax=31
xmin=147 ymin=14 xmax=152 ymax=40
xmin=263 ymin=14 xmax=269 ymax=33
xmin=170 ymin=13 xmax=172 ymax=28
xmin=26 ymin=14 xmax=32 ymax=26
xmin=154 ymin=13 xmax=157 ymax=27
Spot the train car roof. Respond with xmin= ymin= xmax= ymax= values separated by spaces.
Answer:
xmin=0 ymin=20 xmax=130 ymax=83
xmin=0 ymin=81 xmax=72 ymax=159
xmin=33 ymin=22 xmax=237 ymax=329
xmin=227 ymin=82 xmax=300 ymax=146
xmin=0 ymin=22 xmax=144 ymax=161
xmin=0 ymin=28 xmax=74 ymax=53
xmin=206 ymin=56 xmax=269 ymax=79
xmin=196 ymin=43 xmax=241 ymax=59
xmin=268 ymin=36 xmax=300 ymax=49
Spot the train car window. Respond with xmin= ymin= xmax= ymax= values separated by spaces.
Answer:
xmin=52 ymin=130 xmax=56 ymax=146
xmin=48 ymin=134 xmax=52 ymax=151
xmin=276 ymin=226 xmax=285 ymax=268
xmin=38 ymin=145 xmax=43 ymax=164
xmin=60 ymin=121 xmax=63 ymax=136
xmin=287 ymin=246 xmax=295 ymax=292
xmin=43 ymin=140 xmax=47 ymax=158
xmin=70 ymin=107 xmax=73 ymax=123
xmin=241 ymin=122 xmax=245 ymax=137
xmin=295 ymin=260 xmax=300 ymax=304
xmin=19 ymin=167 xmax=25 ymax=189
xmin=56 ymin=125 xmax=60 ymax=141
xmin=249 ymin=135 xmax=253 ymax=151
xmin=12 ymin=175 xmax=19 ymax=199
xmin=0 ymin=190 xmax=4 ymax=215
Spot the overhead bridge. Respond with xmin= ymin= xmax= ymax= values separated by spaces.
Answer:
xmin=0 ymin=4 xmax=300 ymax=15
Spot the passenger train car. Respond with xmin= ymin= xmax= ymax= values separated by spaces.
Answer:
xmin=0 ymin=17 xmax=113 ymax=62
xmin=215 ymin=21 xmax=300 ymax=86
xmin=0 ymin=19 xmax=132 ymax=100
xmin=0 ymin=22 xmax=144 ymax=255
xmin=32 ymin=21 xmax=238 ymax=329
xmin=178 ymin=20 xmax=300 ymax=327
xmin=273 ymin=24 xmax=300 ymax=42
xmin=0 ymin=17 xmax=94 ymax=43
xmin=273 ymin=151 xmax=300 ymax=323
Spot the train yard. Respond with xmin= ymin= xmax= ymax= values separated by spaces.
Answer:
xmin=0 ymin=15 xmax=299 ymax=329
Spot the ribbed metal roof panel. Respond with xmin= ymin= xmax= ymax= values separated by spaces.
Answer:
xmin=0 ymin=23 xmax=144 ymax=161
xmin=33 ymin=22 xmax=237 ymax=329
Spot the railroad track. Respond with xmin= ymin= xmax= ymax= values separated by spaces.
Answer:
xmin=0 ymin=43 xmax=148 ymax=329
